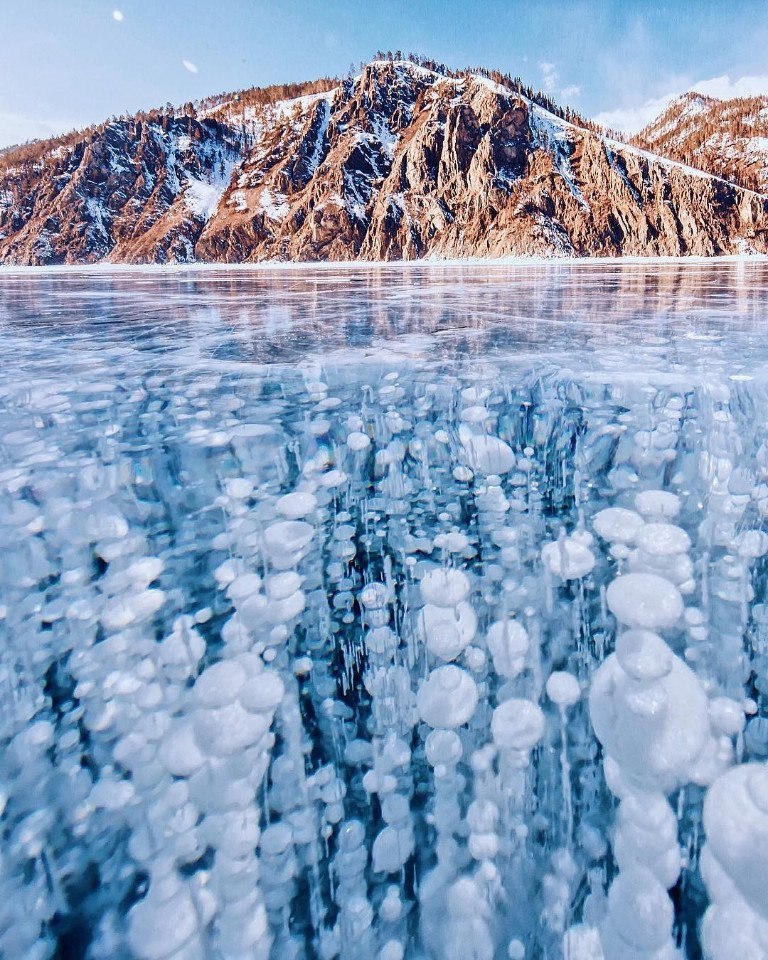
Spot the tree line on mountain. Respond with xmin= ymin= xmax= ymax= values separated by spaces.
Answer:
xmin=632 ymin=96 xmax=768 ymax=193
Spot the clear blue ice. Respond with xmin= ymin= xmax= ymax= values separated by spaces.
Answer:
xmin=2 ymin=261 xmax=768 ymax=960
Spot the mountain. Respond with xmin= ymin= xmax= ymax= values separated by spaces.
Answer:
xmin=1 ymin=59 xmax=767 ymax=264
xmin=633 ymin=92 xmax=768 ymax=195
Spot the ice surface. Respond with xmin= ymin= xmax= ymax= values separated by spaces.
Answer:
xmin=2 ymin=261 xmax=768 ymax=959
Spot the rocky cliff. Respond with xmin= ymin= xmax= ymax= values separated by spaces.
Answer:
xmin=2 ymin=60 xmax=767 ymax=264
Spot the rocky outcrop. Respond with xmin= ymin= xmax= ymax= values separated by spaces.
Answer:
xmin=0 ymin=116 xmax=244 ymax=265
xmin=2 ymin=61 xmax=767 ymax=264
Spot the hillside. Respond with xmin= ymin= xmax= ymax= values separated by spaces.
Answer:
xmin=633 ymin=91 xmax=768 ymax=195
xmin=1 ymin=59 xmax=767 ymax=264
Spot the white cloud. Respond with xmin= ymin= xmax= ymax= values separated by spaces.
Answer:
xmin=594 ymin=73 xmax=768 ymax=135
xmin=112 ymin=9 xmax=124 ymax=22
xmin=692 ymin=74 xmax=768 ymax=99
xmin=593 ymin=94 xmax=677 ymax=134
xmin=182 ymin=60 xmax=199 ymax=74
xmin=0 ymin=110 xmax=77 ymax=150
xmin=560 ymin=84 xmax=581 ymax=100
xmin=539 ymin=62 xmax=558 ymax=94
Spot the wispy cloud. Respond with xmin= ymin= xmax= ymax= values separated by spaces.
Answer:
xmin=539 ymin=62 xmax=558 ymax=94
xmin=182 ymin=60 xmax=199 ymax=74
xmin=594 ymin=73 xmax=768 ymax=135
xmin=560 ymin=84 xmax=581 ymax=100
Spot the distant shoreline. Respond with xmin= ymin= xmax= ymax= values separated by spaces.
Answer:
xmin=1 ymin=252 xmax=767 ymax=275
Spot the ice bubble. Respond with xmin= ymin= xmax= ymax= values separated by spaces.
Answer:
xmin=239 ymin=671 xmax=285 ymax=713
xmin=736 ymin=530 xmax=768 ymax=559
xmin=264 ymin=520 xmax=314 ymax=557
xmin=214 ymin=559 xmax=241 ymax=586
xmin=601 ymin=867 xmax=673 ymax=955
xmin=265 ymin=571 xmax=302 ymax=600
xmin=420 ymin=601 xmax=477 ymax=660
xmin=614 ymin=630 xmax=673 ymax=682
xmin=366 ymin=626 xmax=398 ymax=655
xmin=193 ymin=702 xmax=271 ymax=756
xmin=634 ymin=490 xmax=681 ymax=520
xmin=276 ymin=491 xmax=317 ymax=519
xmin=90 ymin=777 xmax=135 ymax=810
xmin=606 ymin=574 xmax=683 ymax=629
xmin=590 ymin=636 xmax=710 ymax=791
xmin=230 ymin=422 xmax=275 ymax=439
xmin=416 ymin=666 xmax=479 ymax=729
xmin=546 ymin=671 xmax=581 ymax=708
xmin=379 ymin=941 xmax=405 ymax=960
xmin=87 ymin=511 xmax=129 ymax=540
xmin=709 ymin=697 xmax=745 ymax=737
xmin=158 ymin=720 xmax=206 ymax=777
xmin=634 ymin=522 xmax=691 ymax=556
xmin=703 ymin=764 xmax=768 ymax=919
xmin=260 ymin=822 xmax=292 ymax=856
xmin=265 ymin=584 xmax=306 ymax=623
xmin=701 ymin=895 xmax=768 ymax=960
xmin=461 ymin=405 xmax=490 ymax=423
xmin=320 ymin=468 xmax=348 ymax=488
xmin=195 ymin=660 xmax=247 ymax=708
xmin=464 ymin=646 xmax=487 ymax=672
xmin=347 ymin=431 xmax=371 ymax=451
xmin=433 ymin=531 xmax=470 ymax=553
xmin=462 ymin=386 xmax=490 ymax=403
xmin=486 ymin=619 xmax=529 ymax=679
xmin=126 ymin=557 xmax=164 ymax=586
xmin=361 ymin=582 xmax=391 ymax=609
xmin=614 ymin=792 xmax=681 ymax=888
xmin=541 ymin=538 xmax=595 ymax=580
xmin=127 ymin=887 xmax=201 ymax=960
xmin=593 ymin=507 xmax=645 ymax=544
xmin=373 ymin=825 xmax=414 ymax=873
xmin=461 ymin=433 xmax=516 ymax=475
xmin=23 ymin=719 xmax=55 ymax=750
xmin=425 ymin=729 xmax=463 ymax=767
xmin=227 ymin=573 xmax=263 ymax=601
xmin=102 ymin=589 xmax=165 ymax=630
xmin=420 ymin=568 xmax=471 ymax=607
xmin=491 ymin=699 xmax=545 ymax=752
xmin=224 ymin=478 xmax=254 ymax=499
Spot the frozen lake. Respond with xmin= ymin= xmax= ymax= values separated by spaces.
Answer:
xmin=2 ymin=260 xmax=768 ymax=960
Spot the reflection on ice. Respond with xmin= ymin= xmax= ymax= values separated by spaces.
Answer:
xmin=1 ymin=261 xmax=768 ymax=959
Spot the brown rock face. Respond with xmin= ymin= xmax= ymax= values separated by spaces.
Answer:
xmin=0 ymin=115 xmax=244 ymax=264
xmin=2 ymin=61 xmax=767 ymax=265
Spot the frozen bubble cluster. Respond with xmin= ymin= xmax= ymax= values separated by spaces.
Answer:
xmin=3 ymin=263 xmax=768 ymax=960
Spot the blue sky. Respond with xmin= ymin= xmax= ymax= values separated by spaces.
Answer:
xmin=2 ymin=0 xmax=768 ymax=147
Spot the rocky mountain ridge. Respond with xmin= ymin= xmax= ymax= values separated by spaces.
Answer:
xmin=634 ymin=91 xmax=768 ymax=196
xmin=1 ymin=59 xmax=767 ymax=264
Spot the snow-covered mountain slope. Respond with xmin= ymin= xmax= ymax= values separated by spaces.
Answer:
xmin=634 ymin=91 xmax=768 ymax=195
xmin=0 ymin=114 xmax=246 ymax=263
xmin=1 ymin=60 xmax=767 ymax=264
